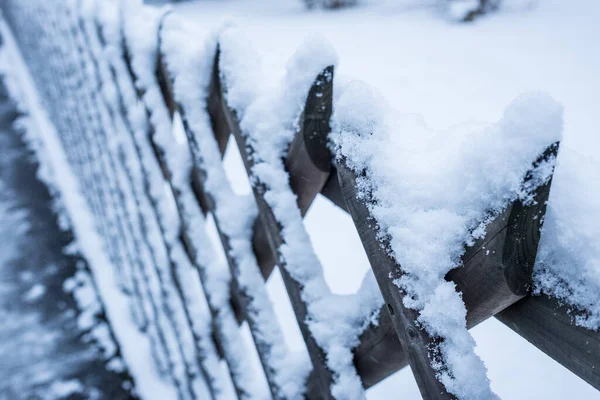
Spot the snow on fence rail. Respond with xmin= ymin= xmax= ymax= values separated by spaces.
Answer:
xmin=0 ymin=0 xmax=598 ymax=399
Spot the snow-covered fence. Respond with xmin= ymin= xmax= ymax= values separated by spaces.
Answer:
xmin=1 ymin=0 xmax=598 ymax=399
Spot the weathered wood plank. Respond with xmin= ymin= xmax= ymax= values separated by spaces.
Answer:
xmin=121 ymin=25 xmax=245 ymax=398
xmin=212 ymin=50 xmax=336 ymax=399
xmin=353 ymin=307 xmax=407 ymax=388
xmin=337 ymin=164 xmax=454 ymax=399
xmin=287 ymin=65 xmax=334 ymax=214
xmin=157 ymin=44 xmax=593 ymax=398
xmin=503 ymin=143 xmax=559 ymax=296
xmin=452 ymin=143 xmax=558 ymax=327
xmin=319 ymin=167 xmax=349 ymax=211
xmin=497 ymin=294 xmax=600 ymax=391
xmin=205 ymin=51 xmax=231 ymax=156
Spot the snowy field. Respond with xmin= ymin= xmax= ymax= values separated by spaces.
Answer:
xmin=161 ymin=0 xmax=600 ymax=398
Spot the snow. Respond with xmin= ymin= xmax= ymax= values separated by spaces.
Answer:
xmin=23 ymin=284 xmax=47 ymax=302
xmin=120 ymin=3 xmax=272 ymax=399
xmin=446 ymin=0 xmax=480 ymax=20
xmin=88 ymin=2 xmax=229 ymax=398
xmin=534 ymin=149 xmax=600 ymax=331
xmin=66 ymin=1 xmax=206 ymax=395
xmin=334 ymin=80 xmax=561 ymax=398
xmin=47 ymin=379 xmax=85 ymax=399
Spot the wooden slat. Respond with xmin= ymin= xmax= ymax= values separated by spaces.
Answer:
xmin=196 ymin=43 xmax=587 ymax=398
xmin=290 ymin=76 xmax=594 ymax=398
xmin=319 ymin=167 xmax=348 ymax=211
xmin=287 ymin=64 xmax=335 ymax=214
xmin=353 ymin=306 xmax=407 ymax=388
xmin=497 ymin=294 xmax=600 ymax=391
xmin=337 ymin=163 xmax=454 ymax=399
xmin=210 ymin=48 xmax=336 ymax=399
xmin=301 ymin=134 xmax=597 ymax=394
xmin=450 ymin=143 xmax=558 ymax=328
xmin=502 ymin=143 xmax=560 ymax=296
xmin=203 ymin=61 xmax=336 ymax=282
xmin=17 ymin=2 xmax=597 ymax=395
xmin=109 ymin=31 xmax=600 ymax=400
xmin=113 ymin=27 xmax=599 ymax=397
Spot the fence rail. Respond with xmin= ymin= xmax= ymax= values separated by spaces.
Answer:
xmin=1 ymin=1 xmax=598 ymax=399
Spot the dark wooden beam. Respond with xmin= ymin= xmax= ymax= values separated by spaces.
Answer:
xmin=353 ymin=305 xmax=407 ymax=388
xmin=354 ymin=278 xmax=600 ymax=393
xmin=497 ymin=294 xmax=600 ymax=391
xmin=287 ymin=64 xmax=335 ymax=215
xmin=337 ymin=164 xmax=454 ymax=399
xmin=320 ymin=167 xmax=348 ymax=211
xmin=254 ymin=65 xmax=335 ymax=279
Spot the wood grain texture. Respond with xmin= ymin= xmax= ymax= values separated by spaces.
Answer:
xmin=502 ymin=142 xmax=559 ymax=296
xmin=497 ymin=294 xmax=600 ymax=391
xmin=353 ymin=307 xmax=407 ymax=388
xmin=287 ymin=65 xmax=334 ymax=213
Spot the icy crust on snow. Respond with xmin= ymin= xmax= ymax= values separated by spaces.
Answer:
xmin=332 ymin=82 xmax=562 ymax=399
xmin=0 ymin=10 xmax=176 ymax=400
xmin=533 ymin=150 xmax=600 ymax=331
xmin=219 ymin=26 xmax=383 ymax=400
xmin=161 ymin=14 xmax=312 ymax=400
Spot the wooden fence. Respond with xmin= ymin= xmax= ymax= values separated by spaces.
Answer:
xmin=2 ymin=1 xmax=598 ymax=399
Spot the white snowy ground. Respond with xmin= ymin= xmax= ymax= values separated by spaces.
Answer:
xmin=163 ymin=0 xmax=599 ymax=398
